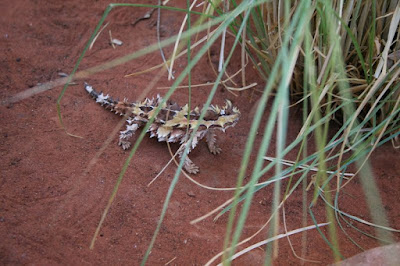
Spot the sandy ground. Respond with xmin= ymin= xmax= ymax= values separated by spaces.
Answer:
xmin=1 ymin=0 xmax=399 ymax=265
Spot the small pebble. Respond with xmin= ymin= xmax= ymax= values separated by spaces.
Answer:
xmin=111 ymin=38 xmax=123 ymax=46
xmin=58 ymin=72 xmax=68 ymax=77
xmin=187 ymin=191 xmax=196 ymax=197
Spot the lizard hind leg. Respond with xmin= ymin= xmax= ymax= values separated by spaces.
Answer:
xmin=206 ymin=129 xmax=222 ymax=155
xmin=118 ymin=121 xmax=140 ymax=150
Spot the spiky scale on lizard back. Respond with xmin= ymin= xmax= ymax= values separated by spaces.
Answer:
xmin=85 ymin=82 xmax=240 ymax=174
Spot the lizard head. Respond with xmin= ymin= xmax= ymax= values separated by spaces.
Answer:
xmin=204 ymin=99 xmax=240 ymax=130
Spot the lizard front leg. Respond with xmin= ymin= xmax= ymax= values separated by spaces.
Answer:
xmin=206 ymin=129 xmax=222 ymax=155
xmin=177 ymin=142 xmax=200 ymax=174
xmin=118 ymin=120 xmax=142 ymax=150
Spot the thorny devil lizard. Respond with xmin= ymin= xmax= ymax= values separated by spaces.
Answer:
xmin=85 ymin=83 xmax=240 ymax=174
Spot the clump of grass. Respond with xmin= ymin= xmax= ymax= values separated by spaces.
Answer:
xmin=51 ymin=0 xmax=399 ymax=265
xmin=215 ymin=1 xmax=399 ymax=264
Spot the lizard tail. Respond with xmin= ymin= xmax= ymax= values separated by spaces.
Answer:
xmin=84 ymin=82 xmax=118 ymax=109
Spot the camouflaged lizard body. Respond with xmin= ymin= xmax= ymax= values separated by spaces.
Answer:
xmin=85 ymin=83 xmax=240 ymax=174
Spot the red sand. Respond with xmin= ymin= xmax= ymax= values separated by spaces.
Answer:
xmin=1 ymin=1 xmax=399 ymax=264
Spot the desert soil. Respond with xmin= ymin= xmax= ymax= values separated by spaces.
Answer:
xmin=1 ymin=0 xmax=399 ymax=265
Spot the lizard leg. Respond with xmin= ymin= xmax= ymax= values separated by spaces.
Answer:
xmin=177 ymin=142 xmax=200 ymax=174
xmin=206 ymin=129 xmax=222 ymax=155
xmin=118 ymin=120 xmax=141 ymax=150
